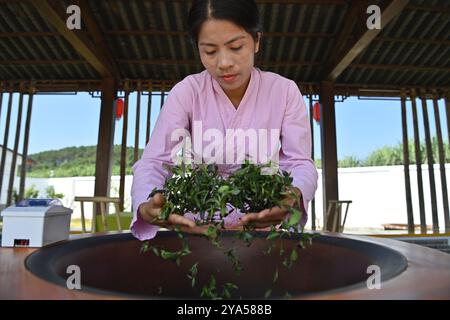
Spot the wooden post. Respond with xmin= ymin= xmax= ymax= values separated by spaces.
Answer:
xmin=134 ymin=81 xmax=141 ymax=163
xmin=446 ymin=91 xmax=450 ymax=156
xmin=320 ymin=81 xmax=339 ymax=231
xmin=19 ymin=84 xmax=35 ymax=201
xmin=420 ymin=90 xmax=439 ymax=233
xmin=94 ymin=77 xmax=117 ymax=218
xmin=0 ymin=90 xmax=13 ymax=202
xmin=432 ymin=90 xmax=449 ymax=232
xmin=0 ymin=82 xmax=4 ymax=121
xmin=309 ymin=92 xmax=316 ymax=230
xmin=119 ymin=81 xmax=130 ymax=212
xmin=410 ymin=89 xmax=427 ymax=234
xmin=400 ymin=89 xmax=414 ymax=233
xmin=160 ymin=82 xmax=166 ymax=110
xmin=7 ymin=88 xmax=24 ymax=206
xmin=146 ymin=82 xmax=153 ymax=145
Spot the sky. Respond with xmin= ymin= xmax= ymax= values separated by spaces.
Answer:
xmin=0 ymin=90 xmax=448 ymax=162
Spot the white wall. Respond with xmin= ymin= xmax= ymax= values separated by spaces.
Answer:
xmin=15 ymin=164 xmax=450 ymax=231
xmin=309 ymin=164 xmax=450 ymax=232
xmin=0 ymin=148 xmax=22 ymax=204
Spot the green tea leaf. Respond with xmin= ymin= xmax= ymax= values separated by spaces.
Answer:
xmin=273 ymin=268 xmax=279 ymax=283
xmin=288 ymin=209 xmax=301 ymax=226
xmin=218 ymin=185 xmax=230 ymax=193
xmin=266 ymin=231 xmax=280 ymax=240
xmin=290 ymin=248 xmax=298 ymax=263
xmin=140 ymin=241 xmax=149 ymax=254
xmin=160 ymin=250 xmax=178 ymax=260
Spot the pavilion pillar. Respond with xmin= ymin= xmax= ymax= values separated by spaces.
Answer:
xmin=160 ymin=82 xmax=166 ymax=110
xmin=410 ymin=89 xmax=427 ymax=234
xmin=19 ymin=84 xmax=35 ymax=201
xmin=134 ymin=81 xmax=141 ymax=163
xmin=0 ymin=82 xmax=4 ymax=123
xmin=446 ymin=91 xmax=450 ymax=156
xmin=94 ymin=77 xmax=117 ymax=214
xmin=309 ymin=92 xmax=316 ymax=230
xmin=0 ymin=89 xmax=13 ymax=204
xmin=146 ymin=82 xmax=153 ymax=145
xmin=119 ymin=81 xmax=130 ymax=212
xmin=432 ymin=90 xmax=449 ymax=232
xmin=7 ymin=87 xmax=24 ymax=206
xmin=400 ymin=89 xmax=414 ymax=233
xmin=420 ymin=90 xmax=439 ymax=233
xmin=320 ymin=81 xmax=339 ymax=231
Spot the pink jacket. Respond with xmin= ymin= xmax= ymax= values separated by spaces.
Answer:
xmin=131 ymin=67 xmax=318 ymax=240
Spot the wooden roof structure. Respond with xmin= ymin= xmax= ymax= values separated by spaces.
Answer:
xmin=0 ymin=0 xmax=448 ymax=96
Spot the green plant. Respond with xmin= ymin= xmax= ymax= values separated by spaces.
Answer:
xmin=12 ymin=188 xmax=19 ymax=204
xmin=11 ymin=186 xmax=40 ymax=204
xmin=45 ymin=185 xmax=64 ymax=199
xmin=140 ymin=160 xmax=315 ymax=299
xmin=25 ymin=185 xmax=39 ymax=198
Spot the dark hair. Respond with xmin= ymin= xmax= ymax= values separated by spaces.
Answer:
xmin=187 ymin=0 xmax=262 ymax=46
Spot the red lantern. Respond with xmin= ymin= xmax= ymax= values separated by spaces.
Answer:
xmin=313 ymin=102 xmax=321 ymax=123
xmin=115 ymin=98 xmax=124 ymax=120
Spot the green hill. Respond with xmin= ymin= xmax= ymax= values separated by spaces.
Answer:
xmin=26 ymin=145 xmax=144 ymax=178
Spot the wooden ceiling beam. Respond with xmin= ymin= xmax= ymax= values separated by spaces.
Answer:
xmin=2 ymin=79 xmax=449 ymax=98
xmin=0 ymin=31 xmax=60 ymax=37
xmin=3 ymin=31 xmax=449 ymax=47
xmin=104 ymin=30 xmax=336 ymax=38
xmin=3 ymin=59 xmax=448 ymax=73
xmin=324 ymin=0 xmax=410 ymax=81
xmin=0 ymin=60 xmax=87 ymax=65
xmin=3 ymin=31 xmax=450 ymax=47
xmin=30 ymin=0 xmax=113 ymax=77
xmin=350 ymin=64 xmax=450 ymax=73
xmin=118 ymin=59 xmax=321 ymax=67
xmin=0 ymin=30 xmax=335 ymax=38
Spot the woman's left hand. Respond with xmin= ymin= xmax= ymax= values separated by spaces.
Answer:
xmin=238 ymin=187 xmax=302 ymax=229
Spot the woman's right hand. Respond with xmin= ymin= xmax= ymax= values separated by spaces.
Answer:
xmin=138 ymin=192 xmax=211 ymax=235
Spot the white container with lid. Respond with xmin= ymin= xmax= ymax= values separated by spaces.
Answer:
xmin=1 ymin=199 xmax=73 ymax=247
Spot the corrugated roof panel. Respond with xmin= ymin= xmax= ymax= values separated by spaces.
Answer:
xmin=2 ymin=2 xmax=46 ymax=32
xmin=275 ymin=5 xmax=291 ymax=62
xmin=118 ymin=1 xmax=141 ymax=61
xmin=433 ymin=71 xmax=450 ymax=86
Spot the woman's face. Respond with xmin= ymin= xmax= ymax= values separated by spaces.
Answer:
xmin=197 ymin=19 xmax=260 ymax=97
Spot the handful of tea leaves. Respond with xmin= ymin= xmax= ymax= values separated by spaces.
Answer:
xmin=141 ymin=160 xmax=314 ymax=299
xmin=151 ymin=161 xmax=302 ymax=226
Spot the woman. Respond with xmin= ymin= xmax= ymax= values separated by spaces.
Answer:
xmin=131 ymin=0 xmax=318 ymax=240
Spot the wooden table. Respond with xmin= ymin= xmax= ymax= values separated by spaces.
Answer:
xmin=1 ymin=232 xmax=449 ymax=299
xmin=0 ymin=233 xmax=119 ymax=299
